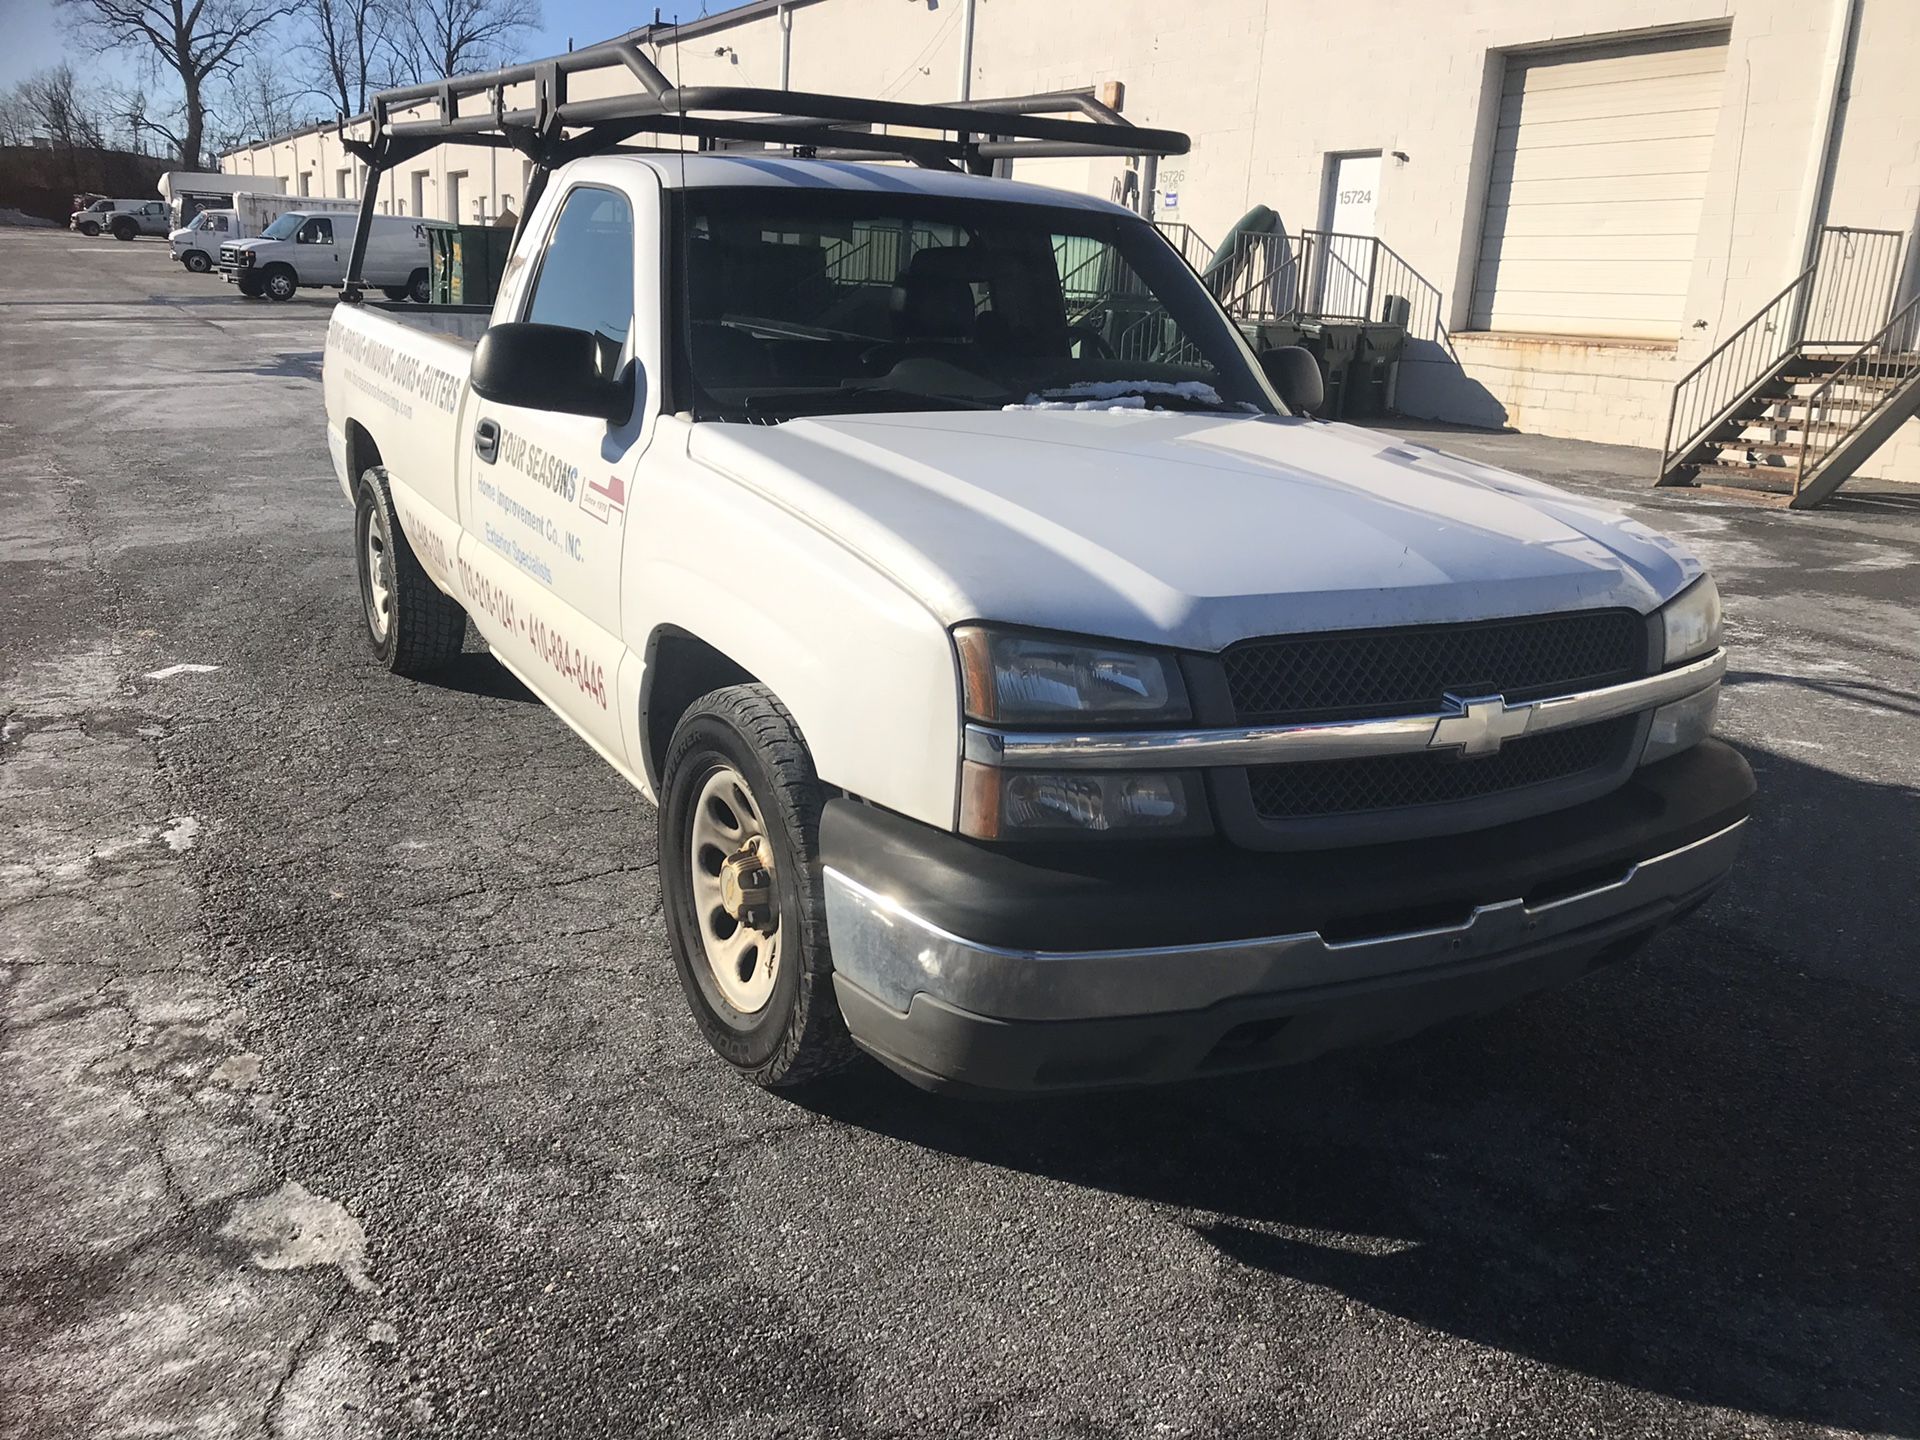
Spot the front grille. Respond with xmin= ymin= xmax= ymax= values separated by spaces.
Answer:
xmin=1248 ymin=717 xmax=1633 ymax=820
xmin=1223 ymin=609 xmax=1646 ymax=724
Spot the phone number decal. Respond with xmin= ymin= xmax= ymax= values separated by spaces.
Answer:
xmin=454 ymin=557 xmax=608 ymax=710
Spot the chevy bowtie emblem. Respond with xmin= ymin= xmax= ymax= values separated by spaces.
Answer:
xmin=1429 ymin=693 xmax=1533 ymax=758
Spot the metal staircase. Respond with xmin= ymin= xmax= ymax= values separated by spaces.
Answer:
xmin=1657 ymin=227 xmax=1916 ymax=508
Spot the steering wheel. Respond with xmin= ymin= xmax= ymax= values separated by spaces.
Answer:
xmin=1064 ymin=323 xmax=1115 ymax=360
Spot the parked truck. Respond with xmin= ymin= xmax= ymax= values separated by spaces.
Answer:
xmin=173 ymin=194 xmax=360 ymax=273
xmin=321 ymin=69 xmax=1751 ymax=1094
xmin=158 ymin=170 xmax=285 ymax=228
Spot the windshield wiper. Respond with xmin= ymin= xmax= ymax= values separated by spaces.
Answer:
xmin=738 ymin=386 xmax=998 ymax=420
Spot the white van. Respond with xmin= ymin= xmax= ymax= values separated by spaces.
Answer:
xmin=175 ymin=194 xmax=360 ymax=272
xmin=221 ymin=212 xmax=448 ymax=302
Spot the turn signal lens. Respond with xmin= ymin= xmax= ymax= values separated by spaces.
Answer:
xmin=1640 ymin=684 xmax=1720 ymax=767
xmin=958 ymin=762 xmax=1198 ymax=839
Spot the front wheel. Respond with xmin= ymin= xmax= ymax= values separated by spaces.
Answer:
xmin=183 ymin=251 xmax=211 ymax=273
xmin=111 ymin=220 xmax=136 ymax=242
xmin=381 ymin=285 xmax=410 ymax=302
xmin=79 ymin=221 xmax=100 ymax=236
xmin=262 ymin=265 xmax=297 ymax=302
xmin=406 ymin=268 xmax=430 ymax=304
xmin=660 ymin=686 xmax=856 ymax=1089
xmin=236 ymin=275 xmax=265 ymax=298
xmin=352 ymin=467 xmax=467 ymax=676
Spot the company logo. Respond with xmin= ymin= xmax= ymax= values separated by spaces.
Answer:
xmin=578 ymin=473 xmax=627 ymax=525
xmin=1429 ymin=693 xmax=1532 ymax=759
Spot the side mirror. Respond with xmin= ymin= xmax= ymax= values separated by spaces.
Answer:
xmin=1259 ymin=345 xmax=1325 ymax=416
xmin=472 ymin=321 xmax=632 ymax=422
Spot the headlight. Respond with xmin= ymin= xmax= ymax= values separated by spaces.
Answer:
xmin=1641 ymin=684 xmax=1720 ymax=767
xmin=958 ymin=762 xmax=1204 ymax=839
xmin=954 ymin=625 xmax=1190 ymax=725
xmin=1660 ymin=576 xmax=1721 ymax=665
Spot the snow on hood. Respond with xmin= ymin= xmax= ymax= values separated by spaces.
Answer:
xmin=689 ymin=410 xmax=1703 ymax=652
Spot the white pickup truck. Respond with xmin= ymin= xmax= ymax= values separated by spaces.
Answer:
xmin=322 ymin=92 xmax=1751 ymax=1095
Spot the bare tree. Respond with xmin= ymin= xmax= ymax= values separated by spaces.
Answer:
xmin=57 ymin=0 xmax=297 ymax=167
xmin=386 ymin=0 xmax=539 ymax=86
xmin=203 ymin=58 xmax=304 ymax=153
xmin=10 ymin=66 xmax=109 ymax=152
xmin=295 ymin=0 xmax=394 ymax=117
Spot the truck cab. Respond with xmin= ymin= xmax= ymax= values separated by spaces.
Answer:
xmin=170 ymin=208 xmax=234 ymax=272
xmin=321 ymin=73 xmax=1751 ymax=1095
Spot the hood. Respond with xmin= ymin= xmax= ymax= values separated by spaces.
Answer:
xmin=688 ymin=411 xmax=1703 ymax=652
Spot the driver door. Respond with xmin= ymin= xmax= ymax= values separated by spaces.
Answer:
xmin=296 ymin=216 xmax=341 ymax=283
xmin=456 ymin=181 xmax=648 ymax=760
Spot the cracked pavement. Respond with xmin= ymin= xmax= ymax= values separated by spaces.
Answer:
xmin=1 ymin=228 xmax=1916 ymax=1438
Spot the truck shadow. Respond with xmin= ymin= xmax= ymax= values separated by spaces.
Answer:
xmin=798 ymin=743 xmax=1919 ymax=1433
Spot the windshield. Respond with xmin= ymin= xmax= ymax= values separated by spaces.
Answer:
xmin=261 ymin=213 xmax=303 ymax=240
xmin=673 ymin=188 xmax=1280 ymax=423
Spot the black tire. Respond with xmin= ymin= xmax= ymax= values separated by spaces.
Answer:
xmin=660 ymin=685 xmax=857 ymax=1088
xmin=262 ymin=265 xmax=297 ymax=302
xmin=406 ymin=268 xmax=430 ymax=304
xmin=381 ymin=285 xmax=410 ymax=302
xmin=352 ymin=467 xmax=467 ymax=677
xmin=183 ymin=251 xmax=212 ymax=273
xmin=79 ymin=221 xmax=100 ymax=236
xmin=111 ymin=220 xmax=136 ymax=242
xmin=236 ymin=275 xmax=265 ymax=298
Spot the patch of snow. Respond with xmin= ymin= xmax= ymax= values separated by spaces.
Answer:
xmin=160 ymin=816 xmax=200 ymax=852
xmin=144 ymin=663 xmax=221 ymax=681
xmin=1004 ymin=396 xmax=1152 ymax=413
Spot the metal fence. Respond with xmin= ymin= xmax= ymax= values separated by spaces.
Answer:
xmin=1154 ymin=222 xmax=1445 ymax=342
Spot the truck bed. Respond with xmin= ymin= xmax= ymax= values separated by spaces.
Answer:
xmin=363 ymin=301 xmax=492 ymax=345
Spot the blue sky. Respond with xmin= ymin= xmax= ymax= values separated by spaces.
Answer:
xmin=0 ymin=0 xmax=711 ymax=94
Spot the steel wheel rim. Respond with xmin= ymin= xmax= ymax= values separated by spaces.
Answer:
xmin=270 ymin=273 xmax=293 ymax=298
xmin=688 ymin=764 xmax=781 ymax=1015
xmin=361 ymin=508 xmax=392 ymax=641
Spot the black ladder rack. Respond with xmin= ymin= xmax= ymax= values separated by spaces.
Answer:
xmin=337 ymin=32 xmax=1189 ymax=296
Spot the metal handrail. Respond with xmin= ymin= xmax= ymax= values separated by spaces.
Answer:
xmin=1659 ymin=262 xmax=1813 ymax=477
xmin=1659 ymin=225 xmax=1908 ymax=481
xmin=1793 ymin=292 xmax=1920 ymax=496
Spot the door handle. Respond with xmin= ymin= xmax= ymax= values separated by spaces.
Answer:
xmin=474 ymin=418 xmax=500 ymax=464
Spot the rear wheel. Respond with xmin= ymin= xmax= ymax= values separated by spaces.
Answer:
xmin=660 ymin=686 xmax=857 ymax=1089
xmin=406 ymin=268 xmax=430 ymax=304
xmin=262 ymin=265 xmax=297 ymax=302
xmin=352 ymin=467 xmax=467 ymax=676
xmin=183 ymin=251 xmax=211 ymax=273
xmin=381 ymin=285 xmax=410 ymax=302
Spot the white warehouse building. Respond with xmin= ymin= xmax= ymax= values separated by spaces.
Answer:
xmin=223 ymin=0 xmax=1920 ymax=489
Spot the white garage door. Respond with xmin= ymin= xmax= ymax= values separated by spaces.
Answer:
xmin=1470 ymin=31 xmax=1728 ymax=339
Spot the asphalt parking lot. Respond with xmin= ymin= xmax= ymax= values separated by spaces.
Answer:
xmin=1 ymin=225 xmax=1915 ymax=1439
